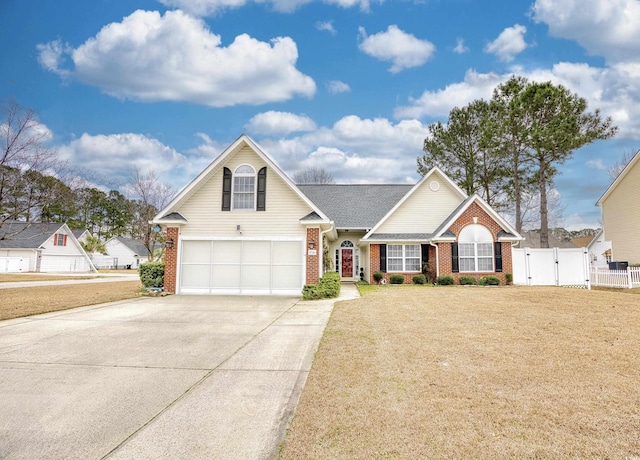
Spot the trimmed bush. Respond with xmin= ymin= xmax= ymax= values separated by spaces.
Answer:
xmin=458 ymin=275 xmax=477 ymax=285
xmin=479 ymin=275 xmax=501 ymax=286
xmin=139 ymin=262 xmax=165 ymax=288
xmin=389 ymin=274 xmax=404 ymax=284
xmin=505 ymin=273 xmax=513 ymax=285
xmin=412 ymin=274 xmax=427 ymax=285
xmin=373 ymin=271 xmax=384 ymax=284
xmin=436 ymin=275 xmax=454 ymax=286
xmin=302 ymin=272 xmax=341 ymax=300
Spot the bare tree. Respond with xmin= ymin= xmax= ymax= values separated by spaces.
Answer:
xmin=126 ymin=168 xmax=174 ymax=261
xmin=0 ymin=98 xmax=61 ymax=233
xmin=293 ymin=167 xmax=335 ymax=184
xmin=607 ymin=149 xmax=637 ymax=182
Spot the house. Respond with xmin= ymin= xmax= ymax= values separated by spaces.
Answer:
xmin=72 ymin=229 xmax=91 ymax=245
xmin=0 ymin=222 xmax=96 ymax=273
xmin=104 ymin=237 xmax=156 ymax=269
xmin=152 ymin=134 xmax=523 ymax=295
xmin=572 ymin=229 xmax=612 ymax=268
xmin=596 ymin=148 xmax=640 ymax=264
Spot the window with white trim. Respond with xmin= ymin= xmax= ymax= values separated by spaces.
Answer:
xmin=459 ymin=224 xmax=493 ymax=272
xmin=54 ymin=233 xmax=67 ymax=246
xmin=387 ymin=244 xmax=421 ymax=272
xmin=232 ymin=165 xmax=256 ymax=210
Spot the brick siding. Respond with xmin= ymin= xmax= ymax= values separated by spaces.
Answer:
xmin=164 ymin=227 xmax=179 ymax=293
xmin=305 ymin=227 xmax=320 ymax=285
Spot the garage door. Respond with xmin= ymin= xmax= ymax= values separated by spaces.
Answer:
xmin=179 ymin=239 xmax=304 ymax=295
xmin=40 ymin=255 xmax=93 ymax=272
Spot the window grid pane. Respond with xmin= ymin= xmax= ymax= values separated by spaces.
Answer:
xmin=405 ymin=258 xmax=421 ymax=271
xmin=388 ymin=245 xmax=402 ymax=257
xmin=460 ymin=258 xmax=476 ymax=272
xmin=478 ymin=257 xmax=493 ymax=271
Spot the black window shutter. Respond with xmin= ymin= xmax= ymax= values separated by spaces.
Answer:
xmin=451 ymin=243 xmax=459 ymax=273
xmin=421 ymin=244 xmax=429 ymax=272
xmin=222 ymin=167 xmax=232 ymax=211
xmin=494 ymin=242 xmax=503 ymax=272
xmin=379 ymin=244 xmax=387 ymax=273
xmin=257 ymin=167 xmax=266 ymax=211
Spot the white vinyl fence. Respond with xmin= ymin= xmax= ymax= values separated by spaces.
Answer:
xmin=513 ymin=247 xmax=590 ymax=288
xmin=590 ymin=266 xmax=640 ymax=289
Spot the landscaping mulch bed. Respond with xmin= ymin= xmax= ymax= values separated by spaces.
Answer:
xmin=280 ymin=285 xmax=640 ymax=459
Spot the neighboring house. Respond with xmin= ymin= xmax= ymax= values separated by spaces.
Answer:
xmin=104 ymin=237 xmax=156 ymax=269
xmin=152 ymin=135 xmax=523 ymax=295
xmin=572 ymin=229 xmax=611 ymax=268
xmin=596 ymin=148 xmax=640 ymax=265
xmin=0 ymin=222 xmax=96 ymax=273
xmin=72 ymin=229 xmax=91 ymax=245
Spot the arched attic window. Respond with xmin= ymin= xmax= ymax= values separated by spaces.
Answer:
xmin=233 ymin=165 xmax=256 ymax=210
xmin=458 ymin=224 xmax=494 ymax=272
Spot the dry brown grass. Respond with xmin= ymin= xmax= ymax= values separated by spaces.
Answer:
xmin=280 ymin=286 xmax=640 ymax=459
xmin=0 ymin=274 xmax=96 ymax=283
xmin=0 ymin=281 xmax=142 ymax=321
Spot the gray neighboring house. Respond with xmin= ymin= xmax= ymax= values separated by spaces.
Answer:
xmin=0 ymin=222 xmax=96 ymax=273
xmin=104 ymin=237 xmax=158 ymax=269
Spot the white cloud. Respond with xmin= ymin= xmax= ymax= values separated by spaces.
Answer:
xmin=37 ymin=10 xmax=315 ymax=107
xmin=394 ymin=64 xmax=640 ymax=139
xmin=453 ymin=38 xmax=468 ymax=54
xmin=327 ymin=80 xmax=351 ymax=94
xmin=394 ymin=69 xmax=504 ymax=118
xmin=257 ymin=115 xmax=429 ymax=183
xmin=245 ymin=111 xmax=317 ymax=135
xmin=316 ymin=20 xmax=336 ymax=35
xmin=532 ymin=0 xmax=640 ymax=63
xmin=358 ymin=25 xmax=435 ymax=73
xmin=586 ymin=159 xmax=606 ymax=170
xmin=58 ymin=132 xmax=212 ymax=191
xmin=158 ymin=0 xmax=374 ymax=14
xmin=484 ymin=24 xmax=528 ymax=62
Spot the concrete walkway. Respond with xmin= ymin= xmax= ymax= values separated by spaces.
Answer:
xmin=0 ymin=283 xmax=360 ymax=459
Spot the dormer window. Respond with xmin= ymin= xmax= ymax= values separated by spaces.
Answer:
xmin=222 ymin=165 xmax=267 ymax=212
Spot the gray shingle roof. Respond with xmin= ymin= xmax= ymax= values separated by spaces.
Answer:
xmin=159 ymin=212 xmax=187 ymax=221
xmin=298 ymin=184 xmax=412 ymax=229
xmin=116 ymin=237 xmax=154 ymax=256
xmin=0 ymin=222 xmax=65 ymax=249
xmin=367 ymin=233 xmax=434 ymax=240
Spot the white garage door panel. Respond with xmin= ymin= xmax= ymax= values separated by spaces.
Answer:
xmin=180 ymin=239 xmax=303 ymax=295
xmin=40 ymin=255 xmax=91 ymax=272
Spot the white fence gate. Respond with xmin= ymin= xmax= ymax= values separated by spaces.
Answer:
xmin=513 ymin=247 xmax=590 ymax=288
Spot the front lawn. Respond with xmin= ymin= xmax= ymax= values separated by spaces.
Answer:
xmin=280 ymin=285 xmax=640 ymax=459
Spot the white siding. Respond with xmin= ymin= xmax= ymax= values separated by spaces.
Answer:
xmin=104 ymin=240 xmax=139 ymax=268
xmin=176 ymin=146 xmax=313 ymax=239
xmin=376 ymin=173 xmax=463 ymax=234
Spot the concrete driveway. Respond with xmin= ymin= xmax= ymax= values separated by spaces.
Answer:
xmin=0 ymin=286 xmax=358 ymax=459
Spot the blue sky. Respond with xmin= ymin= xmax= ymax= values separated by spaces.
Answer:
xmin=1 ymin=0 xmax=639 ymax=230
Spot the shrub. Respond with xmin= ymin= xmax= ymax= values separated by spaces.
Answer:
xmin=458 ymin=275 xmax=477 ymax=285
xmin=479 ymin=275 xmax=501 ymax=286
xmin=302 ymin=272 xmax=341 ymax=300
xmin=412 ymin=274 xmax=427 ymax=285
xmin=139 ymin=262 xmax=165 ymax=288
xmin=389 ymin=274 xmax=405 ymax=284
xmin=505 ymin=273 xmax=513 ymax=285
xmin=436 ymin=275 xmax=454 ymax=285
xmin=373 ymin=271 xmax=384 ymax=284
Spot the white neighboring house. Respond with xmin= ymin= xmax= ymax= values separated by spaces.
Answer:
xmin=0 ymin=222 xmax=97 ymax=273
xmin=587 ymin=229 xmax=612 ymax=268
xmin=72 ymin=229 xmax=91 ymax=245
xmin=104 ymin=237 xmax=155 ymax=269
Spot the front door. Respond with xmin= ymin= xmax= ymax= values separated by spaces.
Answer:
xmin=341 ymin=249 xmax=353 ymax=278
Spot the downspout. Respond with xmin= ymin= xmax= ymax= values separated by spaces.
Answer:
xmin=429 ymin=242 xmax=440 ymax=278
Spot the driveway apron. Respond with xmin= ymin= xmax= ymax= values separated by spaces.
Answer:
xmin=0 ymin=285 xmax=359 ymax=460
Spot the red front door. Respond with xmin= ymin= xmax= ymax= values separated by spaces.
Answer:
xmin=341 ymin=249 xmax=353 ymax=278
